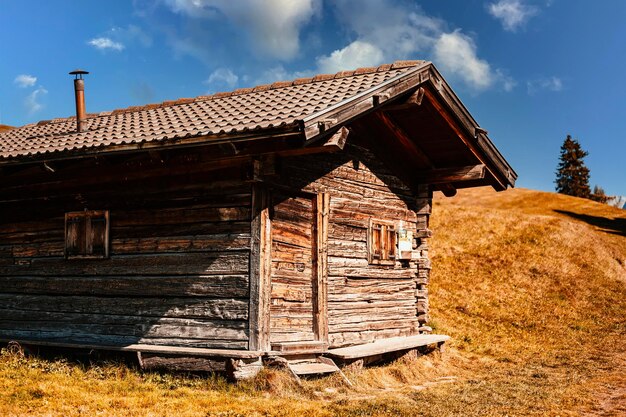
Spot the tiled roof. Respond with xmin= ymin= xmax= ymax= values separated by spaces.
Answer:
xmin=0 ymin=60 xmax=427 ymax=162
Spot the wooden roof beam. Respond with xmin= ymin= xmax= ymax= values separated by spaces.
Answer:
xmin=304 ymin=126 xmax=349 ymax=150
xmin=382 ymin=87 xmax=425 ymax=112
xmin=321 ymin=126 xmax=349 ymax=151
xmin=421 ymin=87 xmax=508 ymax=190
xmin=349 ymin=119 xmax=421 ymax=195
xmin=414 ymin=164 xmax=485 ymax=185
xmin=42 ymin=161 xmax=56 ymax=173
xmin=373 ymin=111 xmax=434 ymax=169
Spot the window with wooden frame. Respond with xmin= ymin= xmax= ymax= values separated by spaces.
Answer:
xmin=65 ymin=210 xmax=110 ymax=259
xmin=367 ymin=219 xmax=397 ymax=265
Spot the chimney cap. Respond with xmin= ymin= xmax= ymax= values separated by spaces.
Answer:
xmin=69 ymin=69 xmax=89 ymax=79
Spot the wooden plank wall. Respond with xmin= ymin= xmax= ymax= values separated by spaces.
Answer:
xmin=275 ymin=140 xmax=432 ymax=348
xmin=0 ymin=164 xmax=251 ymax=350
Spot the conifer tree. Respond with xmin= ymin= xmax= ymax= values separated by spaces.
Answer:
xmin=555 ymin=135 xmax=591 ymax=198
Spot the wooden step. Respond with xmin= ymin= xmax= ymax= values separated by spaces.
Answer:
xmin=326 ymin=334 xmax=450 ymax=360
xmin=270 ymin=340 xmax=328 ymax=354
xmin=288 ymin=361 xmax=339 ymax=376
xmin=267 ymin=356 xmax=352 ymax=386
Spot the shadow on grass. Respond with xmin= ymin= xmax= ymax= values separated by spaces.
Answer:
xmin=554 ymin=210 xmax=626 ymax=237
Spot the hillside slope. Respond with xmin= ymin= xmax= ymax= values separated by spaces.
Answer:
xmin=428 ymin=187 xmax=626 ymax=416
xmin=0 ymin=188 xmax=624 ymax=416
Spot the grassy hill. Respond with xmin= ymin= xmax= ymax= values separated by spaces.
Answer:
xmin=0 ymin=125 xmax=13 ymax=132
xmin=427 ymin=188 xmax=625 ymax=416
xmin=1 ymin=188 xmax=624 ymax=416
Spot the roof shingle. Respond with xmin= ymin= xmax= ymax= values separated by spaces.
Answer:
xmin=0 ymin=61 xmax=426 ymax=161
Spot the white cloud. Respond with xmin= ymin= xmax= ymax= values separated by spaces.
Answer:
xmin=527 ymin=76 xmax=563 ymax=95
xmin=109 ymin=25 xmax=153 ymax=47
xmin=205 ymin=68 xmax=239 ymax=90
xmin=156 ymin=0 xmax=514 ymax=93
xmin=15 ymin=74 xmax=49 ymax=114
xmin=329 ymin=0 xmax=442 ymax=61
xmin=162 ymin=0 xmax=216 ymax=16
xmin=487 ymin=0 xmax=539 ymax=32
xmin=88 ymin=37 xmax=125 ymax=51
xmin=547 ymin=77 xmax=563 ymax=91
xmin=167 ymin=32 xmax=212 ymax=64
xmin=163 ymin=0 xmax=320 ymax=60
xmin=497 ymin=69 xmax=517 ymax=92
xmin=314 ymin=0 xmax=513 ymax=92
xmin=24 ymin=87 xmax=48 ymax=114
xmin=317 ymin=41 xmax=384 ymax=74
xmin=87 ymin=25 xmax=151 ymax=55
xmin=433 ymin=31 xmax=493 ymax=91
xmin=14 ymin=74 xmax=37 ymax=88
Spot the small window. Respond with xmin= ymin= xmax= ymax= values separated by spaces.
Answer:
xmin=65 ymin=210 xmax=110 ymax=259
xmin=368 ymin=219 xmax=396 ymax=265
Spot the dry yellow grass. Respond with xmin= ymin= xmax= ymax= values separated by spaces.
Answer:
xmin=428 ymin=187 xmax=626 ymax=416
xmin=1 ymin=187 xmax=624 ymax=416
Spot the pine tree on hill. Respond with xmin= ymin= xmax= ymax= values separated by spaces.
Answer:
xmin=555 ymin=135 xmax=591 ymax=198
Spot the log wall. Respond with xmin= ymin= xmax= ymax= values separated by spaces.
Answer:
xmin=0 ymin=164 xmax=251 ymax=350
xmin=271 ymin=139 xmax=432 ymax=348
xmin=1 ymin=134 xmax=432 ymax=352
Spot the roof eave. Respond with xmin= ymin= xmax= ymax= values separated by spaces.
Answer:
xmin=300 ymin=62 xmax=517 ymax=190
xmin=0 ymin=124 xmax=303 ymax=167
xmin=425 ymin=65 xmax=517 ymax=190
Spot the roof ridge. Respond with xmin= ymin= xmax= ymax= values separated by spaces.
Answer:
xmin=14 ymin=60 xmax=427 ymax=127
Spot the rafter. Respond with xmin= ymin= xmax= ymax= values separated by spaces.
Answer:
xmin=373 ymin=111 xmax=434 ymax=169
xmin=382 ymin=87 xmax=425 ymax=111
xmin=321 ymin=126 xmax=349 ymax=151
xmin=421 ymin=87 xmax=507 ymax=190
xmin=414 ymin=164 xmax=485 ymax=185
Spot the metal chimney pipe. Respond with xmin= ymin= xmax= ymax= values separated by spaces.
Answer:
xmin=69 ymin=69 xmax=89 ymax=132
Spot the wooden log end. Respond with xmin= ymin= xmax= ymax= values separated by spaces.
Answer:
xmin=226 ymin=357 xmax=263 ymax=381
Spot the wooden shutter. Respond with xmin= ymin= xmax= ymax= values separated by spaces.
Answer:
xmin=370 ymin=222 xmax=382 ymax=261
xmin=88 ymin=211 xmax=109 ymax=257
xmin=385 ymin=224 xmax=396 ymax=261
xmin=65 ymin=214 xmax=86 ymax=257
xmin=368 ymin=219 xmax=396 ymax=265
xmin=65 ymin=210 xmax=109 ymax=258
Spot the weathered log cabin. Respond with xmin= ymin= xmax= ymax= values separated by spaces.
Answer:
xmin=0 ymin=61 xmax=516 ymax=378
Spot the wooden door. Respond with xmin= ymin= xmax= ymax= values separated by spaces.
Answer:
xmin=269 ymin=191 xmax=317 ymax=345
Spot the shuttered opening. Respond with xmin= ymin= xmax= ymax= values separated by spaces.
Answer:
xmin=65 ymin=210 xmax=110 ymax=259
xmin=368 ymin=219 xmax=396 ymax=265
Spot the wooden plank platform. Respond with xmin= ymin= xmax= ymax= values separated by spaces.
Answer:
xmin=1 ymin=339 xmax=261 ymax=359
xmin=288 ymin=361 xmax=339 ymax=376
xmin=284 ymin=356 xmax=351 ymax=385
xmin=326 ymin=334 xmax=449 ymax=360
xmin=270 ymin=341 xmax=329 ymax=354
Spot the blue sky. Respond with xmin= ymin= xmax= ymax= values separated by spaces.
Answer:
xmin=1 ymin=0 xmax=624 ymax=196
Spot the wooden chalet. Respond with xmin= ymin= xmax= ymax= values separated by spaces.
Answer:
xmin=0 ymin=61 xmax=516 ymax=379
